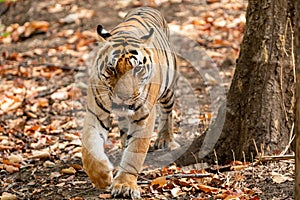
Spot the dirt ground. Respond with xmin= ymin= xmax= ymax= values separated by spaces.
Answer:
xmin=0 ymin=0 xmax=295 ymax=199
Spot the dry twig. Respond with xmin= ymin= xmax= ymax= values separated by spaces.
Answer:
xmin=137 ymin=173 xmax=212 ymax=185
xmin=256 ymin=154 xmax=294 ymax=162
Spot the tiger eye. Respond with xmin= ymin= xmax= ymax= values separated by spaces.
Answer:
xmin=134 ymin=65 xmax=143 ymax=75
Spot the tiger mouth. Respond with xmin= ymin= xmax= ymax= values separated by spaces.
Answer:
xmin=111 ymin=102 xmax=135 ymax=111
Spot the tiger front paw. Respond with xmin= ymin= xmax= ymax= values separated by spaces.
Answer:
xmin=82 ymin=146 xmax=113 ymax=189
xmin=111 ymin=172 xmax=140 ymax=199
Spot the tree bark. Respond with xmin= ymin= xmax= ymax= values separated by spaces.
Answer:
xmin=176 ymin=0 xmax=296 ymax=165
xmin=294 ymin=0 xmax=300 ymax=199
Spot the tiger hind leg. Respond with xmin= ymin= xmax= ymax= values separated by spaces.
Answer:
xmin=155 ymin=90 xmax=180 ymax=150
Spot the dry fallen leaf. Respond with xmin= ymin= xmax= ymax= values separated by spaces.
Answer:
xmin=50 ymin=172 xmax=61 ymax=179
xmin=0 ymin=95 xmax=22 ymax=113
xmin=56 ymin=182 xmax=66 ymax=187
xmin=70 ymin=196 xmax=83 ymax=200
xmin=151 ymin=176 xmax=167 ymax=187
xmin=29 ymin=150 xmax=51 ymax=159
xmin=99 ymin=193 xmax=112 ymax=199
xmin=0 ymin=192 xmax=18 ymax=200
xmin=24 ymin=21 xmax=50 ymax=37
xmin=51 ymin=91 xmax=69 ymax=100
xmin=0 ymin=135 xmax=8 ymax=141
xmin=0 ymin=145 xmax=13 ymax=151
xmin=270 ymin=171 xmax=293 ymax=183
xmin=43 ymin=160 xmax=56 ymax=168
xmin=72 ymin=181 xmax=87 ymax=185
xmin=4 ymin=165 xmax=19 ymax=173
xmin=224 ymin=195 xmax=240 ymax=200
xmin=231 ymin=161 xmax=244 ymax=165
xmin=198 ymin=184 xmax=219 ymax=194
xmin=170 ymin=187 xmax=181 ymax=197
xmin=48 ymin=3 xmax=64 ymax=13
xmin=71 ymin=163 xmax=82 ymax=170
xmin=230 ymin=165 xmax=247 ymax=171
xmin=61 ymin=166 xmax=76 ymax=174
xmin=8 ymin=154 xmax=23 ymax=163
xmin=76 ymin=8 xmax=94 ymax=19
xmin=59 ymin=13 xmax=79 ymax=24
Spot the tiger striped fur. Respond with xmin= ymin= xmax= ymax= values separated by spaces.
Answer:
xmin=81 ymin=7 xmax=178 ymax=199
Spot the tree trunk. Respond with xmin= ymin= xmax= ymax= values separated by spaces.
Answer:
xmin=176 ymin=0 xmax=296 ymax=165
xmin=294 ymin=0 xmax=300 ymax=199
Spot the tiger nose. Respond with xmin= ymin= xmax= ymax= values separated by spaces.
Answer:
xmin=117 ymin=94 xmax=131 ymax=101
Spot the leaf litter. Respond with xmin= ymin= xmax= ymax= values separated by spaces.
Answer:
xmin=0 ymin=0 xmax=294 ymax=199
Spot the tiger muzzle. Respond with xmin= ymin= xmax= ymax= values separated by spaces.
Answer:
xmin=113 ymin=71 xmax=137 ymax=102
xmin=111 ymin=72 xmax=139 ymax=114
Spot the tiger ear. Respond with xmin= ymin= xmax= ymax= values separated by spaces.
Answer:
xmin=97 ymin=24 xmax=111 ymax=42
xmin=140 ymin=28 xmax=154 ymax=45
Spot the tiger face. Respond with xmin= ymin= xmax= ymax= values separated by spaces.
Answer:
xmin=97 ymin=31 xmax=155 ymax=116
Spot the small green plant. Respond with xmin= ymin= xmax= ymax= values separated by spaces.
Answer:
xmin=0 ymin=0 xmax=18 ymax=2
xmin=0 ymin=31 xmax=10 ymax=37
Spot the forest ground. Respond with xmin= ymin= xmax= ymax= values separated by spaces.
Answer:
xmin=0 ymin=0 xmax=295 ymax=199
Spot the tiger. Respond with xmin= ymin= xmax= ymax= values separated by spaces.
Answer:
xmin=81 ymin=7 xmax=179 ymax=199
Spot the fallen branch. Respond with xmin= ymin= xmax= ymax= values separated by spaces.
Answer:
xmin=138 ymin=173 xmax=212 ymax=185
xmin=256 ymin=154 xmax=294 ymax=162
xmin=171 ymin=173 xmax=212 ymax=179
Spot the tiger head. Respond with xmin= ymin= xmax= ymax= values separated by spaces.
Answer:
xmin=95 ymin=25 xmax=156 ymax=116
